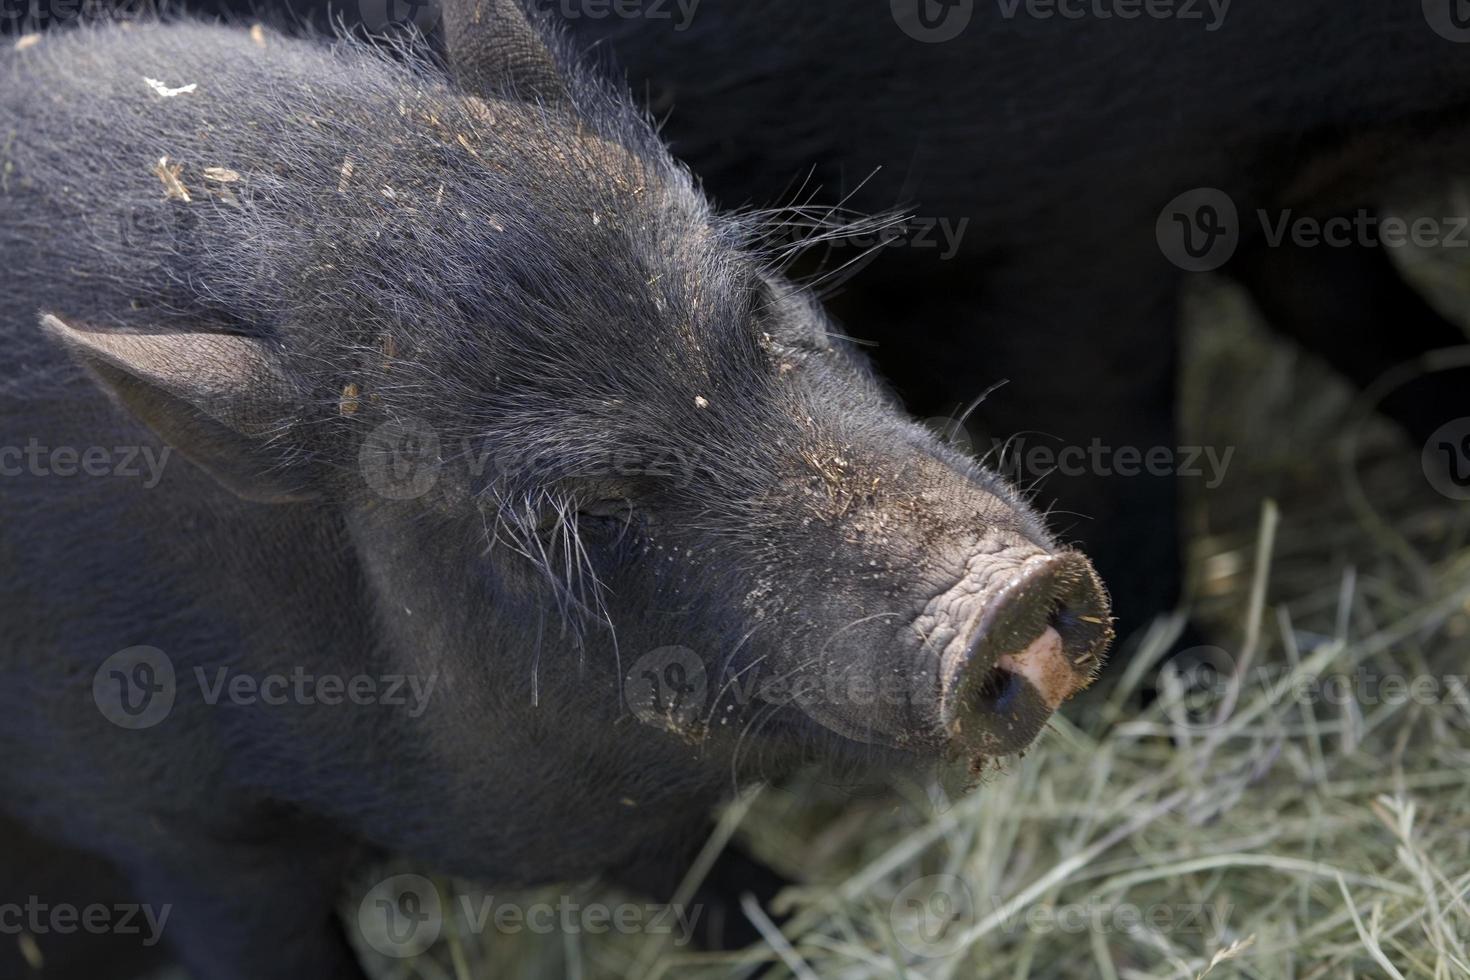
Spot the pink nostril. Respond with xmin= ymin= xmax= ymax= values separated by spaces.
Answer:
xmin=993 ymin=626 xmax=1076 ymax=712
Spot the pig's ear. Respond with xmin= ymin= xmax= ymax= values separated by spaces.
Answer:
xmin=439 ymin=0 xmax=573 ymax=107
xmin=40 ymin=314 xmax=322 ymax=503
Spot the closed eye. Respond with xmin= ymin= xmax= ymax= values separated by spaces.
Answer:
xmin=574 ymin=499 xmax=641 ymax=554
xmin=578 ymin=497 xmax=635 ymax=522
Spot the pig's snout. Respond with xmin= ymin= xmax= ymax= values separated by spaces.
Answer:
xmin=936 ymin=551 xmax=1112 ymax=759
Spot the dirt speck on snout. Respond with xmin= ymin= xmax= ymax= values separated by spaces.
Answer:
xmin=151 ymin=156 xmax=190 ymax=202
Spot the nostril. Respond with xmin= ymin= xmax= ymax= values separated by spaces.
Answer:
xmin=1046 ymin=598 xmax=1095 ymax=667
xmin=1045 ymin=585 xmax=1111 ymax=672
xmin=1047 ymin=597 xmax=1069 ymax=630
xmin=973 ymin=664 xmax=1024 ymax=714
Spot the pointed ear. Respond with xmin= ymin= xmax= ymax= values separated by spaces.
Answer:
xmin=40 ymin=314 xmax=322 ymax=503
xmin=439 ymin=0 xmax=573 ymax=107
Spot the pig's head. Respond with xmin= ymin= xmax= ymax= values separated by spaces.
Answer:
xmin=38 ymin=2 xmax=1110 ymax=787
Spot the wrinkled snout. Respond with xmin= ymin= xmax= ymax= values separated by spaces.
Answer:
xmin=936 ymin=550 xmax=1112 ymax=759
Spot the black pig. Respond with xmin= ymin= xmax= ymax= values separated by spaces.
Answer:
xmin=0 ymin=4 xmax=1111 ymax=977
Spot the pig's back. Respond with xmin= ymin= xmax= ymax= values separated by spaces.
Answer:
xmin=1 ymin=23 xmax=414 ymax=341
xmin=0 ymin=24 xmax=375 ymax=834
